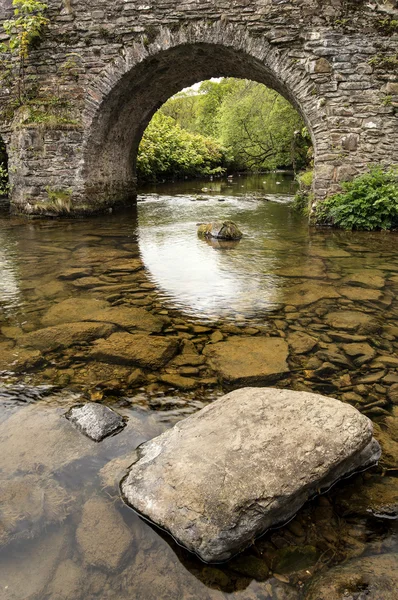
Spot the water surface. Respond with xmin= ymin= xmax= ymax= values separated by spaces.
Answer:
xmin=0 ymin=173 xmax=397 ymax=599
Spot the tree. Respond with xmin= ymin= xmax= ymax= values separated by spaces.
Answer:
xmin=0 ymin=0 xmax=49 ymax=102
xmin=217 ymin=80 xmax=308 ymax=172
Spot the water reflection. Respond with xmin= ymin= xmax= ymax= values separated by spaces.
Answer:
xmin=0 ymin=173 xmax=398 ymax=599
xmin=0 ymin=227 xmax=21 ymax=315
xmin=137 ymin=174 xmax=298 ymax=321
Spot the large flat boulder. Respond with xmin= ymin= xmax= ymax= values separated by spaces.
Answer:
xmin=203 ymin=336 xmax=289 ymax=385
xmin=121 ymin=388 xmax=380 ymax=563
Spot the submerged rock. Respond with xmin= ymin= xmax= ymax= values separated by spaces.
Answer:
xmin=121 ymin=388 xmax=380 ymax=563
xmin=203 ymin=336 xmax=289 ymax=385
xmin=324 ymin=311 xmax=381 ymax=334
xmin=21 ymin=322 xmax=115 ymax=352
xmin=0 ymin=473 xmax=72 ymax=548
xmin=76 ymin=496 xmax=132 ymax=571
xmin=41 ymin=297 xmax=110 ymax=326
xmin=84 ymin=305 xmax=168 ymax=333
xmin=65 ymin=402 xmax=126 ymax=442
xmin=90 ymin=332 xmax=179 ymax=368
xmin=197 ymin=221 xmax=243 ymax=240
xmin=305 ymin=553 xmax=398 ymax=600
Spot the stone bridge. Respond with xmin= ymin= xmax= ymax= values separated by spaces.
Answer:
xmin=0 ymin=0 xmax=397 ymax=215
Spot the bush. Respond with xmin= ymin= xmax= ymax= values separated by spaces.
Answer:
xmin=137 ymin=112 xmax=230 ymax=182
xmin=315 ymin=167 xmax=398 ymax=230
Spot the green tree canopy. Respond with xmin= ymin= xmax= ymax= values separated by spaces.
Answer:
xmin=137 ymin=78 xmax=312 ymax=182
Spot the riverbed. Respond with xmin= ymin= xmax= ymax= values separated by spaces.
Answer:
xmin=0 ymin=173 xmax=397 ymax=599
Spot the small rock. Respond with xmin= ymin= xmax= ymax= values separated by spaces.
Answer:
xmin=210 ymin=330 xmax=224 ymax=343
xmin=288 ymin=331 xmax=317 ymax=354
xmin=285 ymin=282 xmax=340 ymax=307
xmin=47 ymin=560 xmax=84 ymax=600
xmin=388 ymin=383 xmax=398 ymax=404
xmin=272 ymin=545 xmax=319 ymax=575
xmin=160 ymin=374 xmax=199 ymax=390
xmin=229 ymin=555 xmax=270 ymax=580
xmin=339 ymin=286 xmax=382 ymax=301
xmin=66 ymin=403 xmax=126 ymax=442
xmin=372 ymin=355 xmax=398 ymax=368
xmin=58 ymin=268 xmax=92 ymax=280
xmin=342 ymin=342 xmax=376 ymax=365
xmin=357 ymin=371 xmax=386 ymax=384
xmin=335 ymin=476 xmax=398 ymax=519
xmin=127 ymin=368 xmax=146 ymax=387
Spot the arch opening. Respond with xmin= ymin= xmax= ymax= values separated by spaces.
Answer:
xmin=135 ymin=77 xmax=312 ymax=187
xmin=79 ymin=38 xmax=323 ymax=210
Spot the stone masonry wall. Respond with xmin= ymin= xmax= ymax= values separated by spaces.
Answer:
xmin=0 ymin=0 xmax=397 ymax=215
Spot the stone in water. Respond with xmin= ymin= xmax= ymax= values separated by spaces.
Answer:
xmin=197 ymin=221 xmax=243 ymax=240
xmin=121 ymin=388 xmax=380 ymax=563
xmin=66 ymin=403 xmax=126 ymax=442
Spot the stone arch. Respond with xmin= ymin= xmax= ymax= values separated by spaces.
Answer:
xmin=76 ymin=23 xmax=327 ymax=211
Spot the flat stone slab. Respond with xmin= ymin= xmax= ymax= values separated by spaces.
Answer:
xmin=121 ymin=388 xmax=381 ymax=563
xmin=324 ymin=310 xmax=380 ymax=334
xmin=89 ymin=332 xmax=179 ymax=368
xmin=203 ymin=336 xmax=289 ymax=385
xmin=66 ymin=403 xmax=126 ymax=441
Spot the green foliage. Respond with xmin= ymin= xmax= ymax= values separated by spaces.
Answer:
xmin=297 ymin=169 xmax=313 ymax=188
xmin=137 ymin=112 xmax=230 ymax=182
xmin=216 ymin=81 xmax=309 ymax=172
xmin=18 ymin=96 xmax=80 ymax=128
xmin=315 ymin=167 xmax=398 ymax=231
xmin=292 ymin=169 xmax=313 ymax=215
xmin=141 ymin=78 xmax=312 ymax=181
xmin=368 ymin=54 xmax=398 ymax=70
xmin=0 ymin=0 xmax=49 ymax=59
xmin=0 ymin=0 xmax=49 ymax=102
xmin=40 ymin=187 xmax=72 ymax=214
xmin=0 ymin=138 xmax=8 ymax=196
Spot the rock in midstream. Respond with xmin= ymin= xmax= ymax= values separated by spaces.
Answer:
xmin=121 ymin=388 xmax=381 ymax=563
xmin=197 ymin=221 xmax=243 ymax=240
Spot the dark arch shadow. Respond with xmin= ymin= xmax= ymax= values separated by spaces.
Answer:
xmin=0 ymin=135 xmax=9 ymax=210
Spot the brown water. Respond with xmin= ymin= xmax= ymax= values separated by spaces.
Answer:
xmin=0 ymin=173 xmax=397 ymax=599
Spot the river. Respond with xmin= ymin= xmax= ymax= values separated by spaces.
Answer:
xmin=0 ymin=173 xmax=397 ymax=599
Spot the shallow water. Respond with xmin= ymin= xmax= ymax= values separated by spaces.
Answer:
xmin=0 ymin=173 xmax=397 ymax=599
